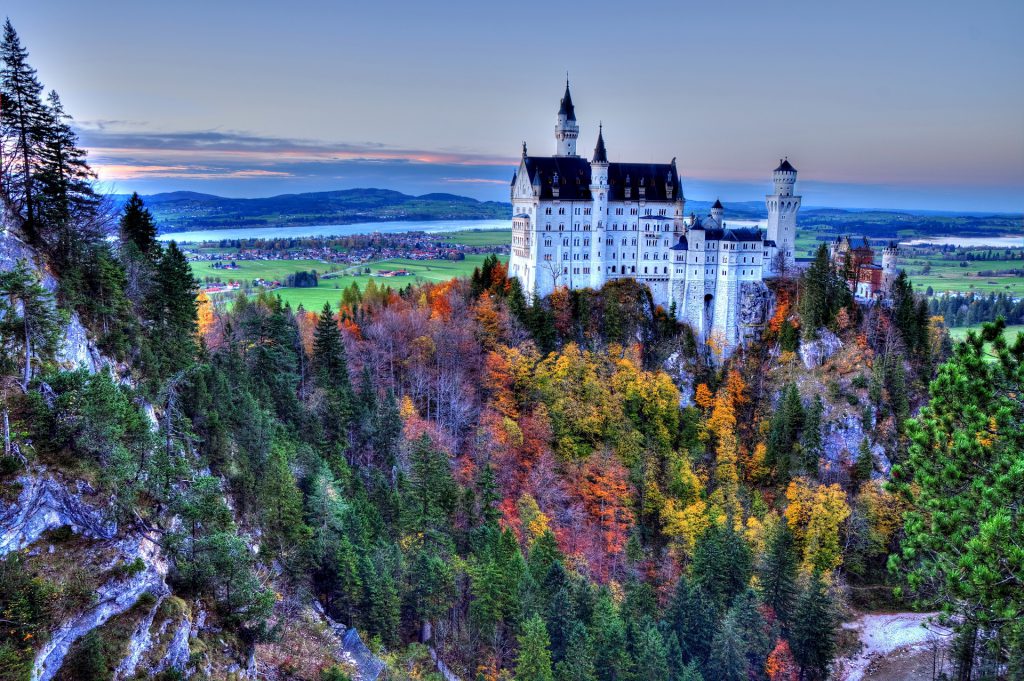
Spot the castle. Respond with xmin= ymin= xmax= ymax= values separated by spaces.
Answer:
xmin=509 ymin=82 xmax=800 ymax=352
xmin=829 ymin=236 xmax=899 ymax=299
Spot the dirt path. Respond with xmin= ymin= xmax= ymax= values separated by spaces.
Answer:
xmin=832 ymin=612 xmax=954 ymax=681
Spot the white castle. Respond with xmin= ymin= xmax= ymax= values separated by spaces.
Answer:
xmin=509 ymin=82 xmax=801 ymax=352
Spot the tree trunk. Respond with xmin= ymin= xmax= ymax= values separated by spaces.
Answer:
xmin=22 ymin=314 xmax=31 ymax=390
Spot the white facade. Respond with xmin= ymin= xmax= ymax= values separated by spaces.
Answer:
xmin=508 ymin=85 xmax=801 ymax=353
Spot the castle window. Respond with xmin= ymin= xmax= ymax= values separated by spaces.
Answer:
xmin=632 ymin=266 xmax=636 ymax=273
xmin=644 ymin=267 xmax=648 ymax=273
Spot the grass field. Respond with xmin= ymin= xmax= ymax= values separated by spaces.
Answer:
xmin=434 ymin=229 xmax=512 ymax=247
xmin=902 ymin=254 xmax=1024 ymax=297
xmin=192 ymin=254 xmax=507 ymax=310
xmin=948 ymin=324 xmax=1024 ymax=343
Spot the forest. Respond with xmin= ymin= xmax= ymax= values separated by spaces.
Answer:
xmin=0 ymin=18 xmax=1022 ymax=681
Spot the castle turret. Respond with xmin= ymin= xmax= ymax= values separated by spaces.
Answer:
xmin=710 ymin=198 xmax=724 ymax=225
xmin=589 ymin=124 xmax=609 ymax=287
xmin=555 ymin=79 xmax=579 ymax=157
xmin=882 ymin=241 xmax=899 ymax=291
xmin=766 ymin=157 xmax=800 ymax=274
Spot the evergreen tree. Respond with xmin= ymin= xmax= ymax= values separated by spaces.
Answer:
xmin=707 ymin=613 xmax=747 ymax=681
xmin=34 ymin=90 xmax=101 ymax=269
xmin=405 ymin=434 xmax=457 ymax=533
xmin=630 ymin=620 xmax=669 ymax=681
xmin=692 ymin=521 xmax=752 ymax=611
xmin=665 ymin=576 xmax=718 ymax=667
xmin=0 ymin=258 xmax=63 ymax=389
xmin=119 ymin=192 xmax=160 ymax=260
xmin=0 ymin=19 xmax=47 ymax=240
xmin=260 ymin=441 xmax=310 ymax=566
xmin=852 ymin=437 xmax=874 ymax=490
xmin=591 ymin=589 xmax=628 ymax=681
xmin=555 ymin=622 xmax=596 ymax=681
xmin=891 ymin=320 xmax=1024 ymax=671
xmin=517 ymin=614 xmax=555 ymax=681
xmin=757 ymin=521 xmax=799 ymax=629
xmin=142 ymin=241 xmax=198 ymax=382
xmin=789 ymin=571 xmax=837 ymax=681
xmin=799 ymin=395 xmax=823 ymax=474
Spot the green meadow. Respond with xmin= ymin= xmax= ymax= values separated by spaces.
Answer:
xmin=192 ymin=254 xmax=507 ymax=310
xmin=433 ymin=229 xmax=512 ymax=247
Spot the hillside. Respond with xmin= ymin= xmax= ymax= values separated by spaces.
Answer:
xmin=109 ymin=188 xmax=511 ymax=232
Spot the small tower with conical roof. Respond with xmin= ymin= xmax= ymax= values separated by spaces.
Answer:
xmin=554 ymin=79 xmax=579 ymax=157
xmin=710 ymin=198 xmax=724 ymax=226
xmin=766 ymin=157 xmax=801 ymax=274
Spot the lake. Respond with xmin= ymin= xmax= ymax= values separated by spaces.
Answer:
xmin=157 ymin=218 xmax=511 ymax=243
xmin=901 ymin=235 xmax=1024 ymax=248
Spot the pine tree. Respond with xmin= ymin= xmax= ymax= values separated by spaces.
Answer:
xmin=260 ymin=441 xmax=310 ymax=566
xmin=757 ymin=521 xmax=799 ymax=629
xmin=692 ymin=521 xmax=752 ymax=611
xmin=143 ymin=240 xmax=198 ymax=382
xmin=405 ymin=434 xmax=457 ymax=533
xmin=891 ymin=320 xmax=1024 ymax=670
xmin=789 ymin=570 xmax=837 ymax=681
xmin=34 ymin=90 xmax=101 ymax=268
xmin=119 ymin=192 xmax=160 ymax=260
xmin=555 ymin=622 xmax=596 ymax=681
xmin=0 ymin=19 xmax=47 ymax=240
xmin=0 ymin=258 xmax=63 ymax=389
xmin=852 ymin=437 xmax=874 ymax=490
xmin=799 ymin=395 xmax=823 ymax=474
xmin=798 ymin=245 xmax=831 ymax=339
xmin=517 ymin=614 xmax=555 ymax=681
xmin=591 ymin=589 xmax=628 ymax=681
xmin=708 ymin=613 xmax=747 ymax=681
xmin=630 ymin=620 xmax=669 ymax=681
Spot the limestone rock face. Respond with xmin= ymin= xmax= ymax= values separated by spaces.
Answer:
xmin=0 ymin=470 xmax=117 ymax=555
xmin=739 ymin=281 xmax=774 ymax=328
xmin=0 ymin=229 xmax=108 ymax=374
xmin=31 ymin=535 xmax=170 ymax=681
xmin=800 ymin=329 xmax=843 ymax=369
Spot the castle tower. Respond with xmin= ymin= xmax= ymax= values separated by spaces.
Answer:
xmin=710 ymin=198 xmax=724 ymax=226
xmin=554 ymin=80 xmax=579 ymax=157
xmin=589 ymin=125 xmax=609 ymax=287
xmin=882 ymin=241 xmax=899 ymax=291
xmin=766 ymin=158 xmax=800 ymax=274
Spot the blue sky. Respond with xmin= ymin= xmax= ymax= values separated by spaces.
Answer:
xmin=6 ymin=0 xmax=1023 ymax=212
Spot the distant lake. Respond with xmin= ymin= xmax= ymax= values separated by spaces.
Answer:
xmin=157 ymin=218 xmax=511 ymax=243
xmin=902 ymin=235 xmax=1024 ymax=248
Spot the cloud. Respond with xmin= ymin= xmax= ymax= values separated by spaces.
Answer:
xmin=441 ymin=177 xmax=508 ymax=185
xmin=78 ymin=126 xmax=514 ymax=169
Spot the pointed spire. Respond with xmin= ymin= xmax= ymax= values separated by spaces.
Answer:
xmin=522 ymin=141 xmax=528 ymax=159
xmin=712 ymin=198 xmax=723 ymax=210
xmin=558 ymin=77 xmax=576 ymax=121
xmin=592 ymin=122 xmax=608 ymax=164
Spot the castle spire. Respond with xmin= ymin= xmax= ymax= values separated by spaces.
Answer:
xmin=558 ymin=78 xmax=576 ymax=121
xmin=592 ymin=123 xmax=608 ymax=164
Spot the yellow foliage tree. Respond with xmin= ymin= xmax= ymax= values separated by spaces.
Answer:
xmin=196 ymin=291 xmax=214 ymax=337
xmin=785 ymin=477 xmax=851 ymax=574
xmin=707 ymin=389 xmax=742 ymax=524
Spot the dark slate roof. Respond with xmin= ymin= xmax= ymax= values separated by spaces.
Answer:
xmin=775 ymin=158 xmax=796 ymax=173
xmin=522 ymin=156 xmax=593 ymax=200
xmin=607 ymin=161 xmax=679 ymax=201
xmin=764 ymin=239 xmax=776 ymax=247
xmin=702 ymin=227 xmax=763 ymax=242
xmin=592 ymin=125 xmax=608 ymax=164
xmin=522 ymin=157 xmax=680 ymax=202
xmin=559 ymin=82 xmax=576 ymax=121
xmin=670 ymin=237 xmax=689 ymax=250
xmin=712 ymin=199 xmax=723 ymax=209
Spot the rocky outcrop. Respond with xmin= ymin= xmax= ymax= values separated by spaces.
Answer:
xmin=0 ymin=469 xmax=116 ymax=555
xmin=314 ymin=601 xmax=386 ymax=681
xmin=32 ymin=534 xmax=169 ymax=681
xmin=0 ymin=228 xmax=108 ymax=375
xmin=800 ymin=329 xmax=843 ymax=368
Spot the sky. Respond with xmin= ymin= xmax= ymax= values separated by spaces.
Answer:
xmin=5 ymin=0 xmax=1024 ymax=212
